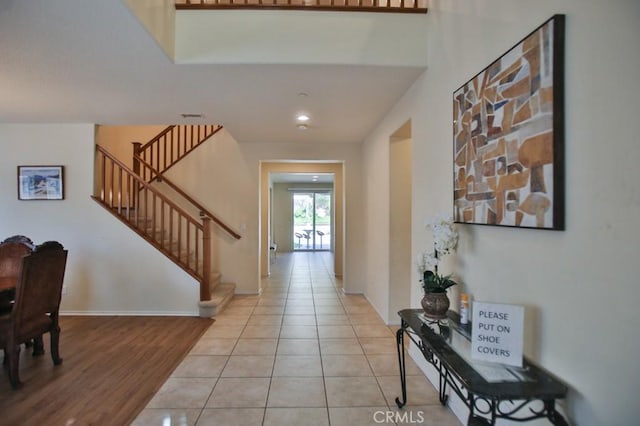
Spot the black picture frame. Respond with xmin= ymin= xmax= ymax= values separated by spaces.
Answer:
xmin=453 ymin=15 xmax=565 ymax=230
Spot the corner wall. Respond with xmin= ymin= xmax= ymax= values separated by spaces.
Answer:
xmin=0 ymin=124 xmax=199 ymax=315
xmin=122 ymin=0 xmax=175 ymax=60
xmin=154 ymin=134 xmax=365 ymax=295
xmin=161 ymin=129 xmax=262 ymax=294
xmin=389 ymin=136 xmax=412 ymax=322
xmin=176 ymin=10 xmax=428 ymax=66
xmin=362 ymin=1 xmax=640 ymax=424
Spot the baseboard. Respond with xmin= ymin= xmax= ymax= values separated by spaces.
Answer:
xmin=409 ymin=343 xmax=470 ymax=425
xmin=60 ymin=310 xmax=199 ymax=316
xmin=234 ymin=290 xmax=260 ymax=295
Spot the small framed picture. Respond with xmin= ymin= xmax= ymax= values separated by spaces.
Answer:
xmin=17 ymin=165 xmax=64 ymax=200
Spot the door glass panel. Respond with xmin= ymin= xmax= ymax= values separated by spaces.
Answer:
xmin=292 ymin=191 xmax=331 ymax=251
xmin=314 ymin=193 xmax=330 ymax=250
xmin=293 ymin=193 xmax=313 ymax=250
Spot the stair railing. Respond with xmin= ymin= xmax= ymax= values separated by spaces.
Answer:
xmin=93 ymin=145 xmax=212 ymax=301
xmin=133 ymin=124 xmax=223 ymax=182
xmin=134 ymin=155 xmax=242 ymax=240
xmin=175 ymin=0 xmax=428 ymax=13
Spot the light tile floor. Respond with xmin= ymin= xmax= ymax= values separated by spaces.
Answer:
xmin=133 ymin=252 xmax=460 ymax=425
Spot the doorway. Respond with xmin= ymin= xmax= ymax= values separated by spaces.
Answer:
xmin=259 ymin=161 xmax=344 ymax=279
xmin=389 ymin=120 xmax=412 ymax=320
xmin=292 ymin=191 xmax=332 ymax=251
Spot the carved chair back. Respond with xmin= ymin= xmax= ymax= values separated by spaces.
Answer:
xmin=0 ymin=235 xmax=35 ymax=281
xmin=0 ymin=241 xmax=68 ymax=388
xmin=0 ymin=235 xmax=35 ymax=313
xmin=11 ymin=242 xmax=68 ymax=336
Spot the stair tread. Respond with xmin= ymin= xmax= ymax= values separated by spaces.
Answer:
xmin=211 ymin=282 xmax=234 ymax=303
xmin=199 ymin=282 xmax=235 ymax=317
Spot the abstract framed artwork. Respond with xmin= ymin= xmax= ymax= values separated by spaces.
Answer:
xmin=453 ymin=15 xmax=565 ymax=230
xmin=17 ymin=165 xmax=65 ymax=200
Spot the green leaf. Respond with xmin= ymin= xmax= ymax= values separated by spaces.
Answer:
xmin=421 ymin=271 xmax=457 ymax=293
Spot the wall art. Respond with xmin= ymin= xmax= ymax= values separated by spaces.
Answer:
xmin=17 ymin=165 xmax=64 ymax=200
xmin=453 ymin=15 xmax=565 ymax=230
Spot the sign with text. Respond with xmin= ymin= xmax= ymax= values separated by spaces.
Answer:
xmin=471 ymin=302 xmax=524 ymax=367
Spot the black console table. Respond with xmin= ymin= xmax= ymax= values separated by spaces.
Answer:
xmin=396 ymin=309 xmax=568 ymax=425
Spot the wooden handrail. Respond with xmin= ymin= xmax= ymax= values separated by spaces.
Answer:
xmin=176 ymin=0 xmax=427 ymax=13
xmin=134 ymin=154 xmax=242 ymax=240
xmin=97 ymin=146 xmax=203 ymax=226
xmin=139 ymin=125 xmax=177 ymax=153
xmin=94 ymin=145 xmax=212 ymax=301
xmin=135 ymin=125 xmax=223 ymax=182
xmin=132 ymin=124 xmax=239 ymax=239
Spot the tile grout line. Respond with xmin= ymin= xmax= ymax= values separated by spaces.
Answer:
xmin=309 ymin=253 xmax=333 ymax=424
xmin=261 ymin=251 xmax=294 ymax=425
xmin=135 ymin=252 xmax=455 ymax=425
xmin=198 ymin=292 xmax=257 ymax=419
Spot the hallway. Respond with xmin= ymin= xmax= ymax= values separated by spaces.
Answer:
xmin=133 ymin=252 xmax=459 ymax=425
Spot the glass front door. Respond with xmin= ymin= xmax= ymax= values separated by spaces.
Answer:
xmin=293 ymin=192 xmax=331 ymax=251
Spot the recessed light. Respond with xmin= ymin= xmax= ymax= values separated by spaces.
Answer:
xmin=181 ymin=113 xmax=204 ymax=119
xmin=296 ymin=114 xmax=310 ymax=122
xmin=297 ymin=124 xmax=309 ymax=130
xmin=298 ymin=92 xmax=309 ymax=97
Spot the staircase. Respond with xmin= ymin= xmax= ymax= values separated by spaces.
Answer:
xmin=92 ymin=125 xmax=240 ymax=317
xmin=132 ymin=124 xmax=222 ymax=183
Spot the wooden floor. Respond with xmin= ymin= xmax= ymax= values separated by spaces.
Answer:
xmin=0 ymin=316 xmax=213 ymax=426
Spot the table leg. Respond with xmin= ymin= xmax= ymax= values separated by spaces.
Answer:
xmin=395 ymin=327 xmax=407 ymax=408
xmin=438 ymin=361 xmax=449 ymax=405
xmin=466 ymin=395 xmax=493 ymax=425
xmin=545 ymin=400 xmax=568 ymax=426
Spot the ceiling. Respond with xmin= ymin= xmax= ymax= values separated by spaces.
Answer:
xmin=0 ymin=0 xmax=425 ymax=144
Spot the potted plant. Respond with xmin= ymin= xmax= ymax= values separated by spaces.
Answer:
xmin=418 ymin=214 xmax=458 ymax=319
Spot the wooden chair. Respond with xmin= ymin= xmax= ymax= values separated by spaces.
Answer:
xmin=0 ymin=235 xmax=35 ymax=314
xmin=0 ymin=241 xmax=68 ymax=389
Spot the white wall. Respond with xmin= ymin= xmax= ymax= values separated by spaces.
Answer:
xmin=389 ymin=136 xmax=412 ymax=322
xmin=362 ymin=1 xmax=640 ymax=425
xmin=0 ymin=124 xmax=365 ymax=310
xmin=155 ymin=132 xmax=365 ymax=294
xmin=122 ymin=0 xmax=175 ymax=59
xmin=96 ymin=125 xmax=167 ymax=167
xmin=0 ymin=124 xmax=200 ymax=315
xmin=176 ymin=10 xmax=428 ymax=66
xmin=273 ymin=183 xmax=293 ymax=252
xmin=160 ymin=129 xmax=258 ymax=294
